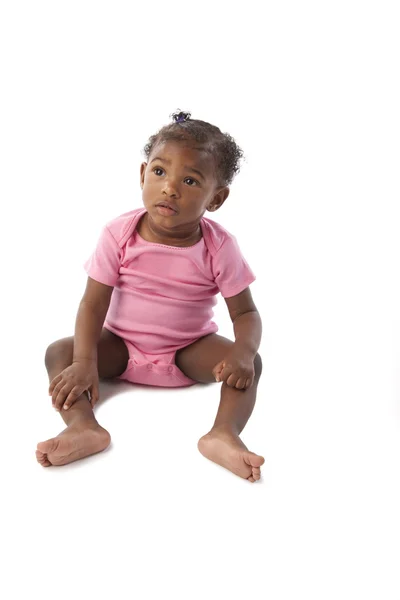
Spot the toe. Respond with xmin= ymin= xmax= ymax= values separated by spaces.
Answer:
xmin=247 ymin=475 xmax=256 ymax=482
xmin=36 ymin=450 xmax=52 ymax=467
xmin=252 ymin=467 xmax=261 ymax=480
xmin=37 ymin=438 xmax=59 ymax=456
xmin=243 ymin=451 xmax=265 ymax=469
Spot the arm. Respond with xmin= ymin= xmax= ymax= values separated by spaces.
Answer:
xmin=72 ymin=276 xmax=115 ymax=363
xmin=224 ymin=287 xmax=262 ymax=358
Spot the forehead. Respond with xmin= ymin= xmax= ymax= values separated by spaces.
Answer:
xmin=149 ymin=140 xmax=216 ymax=178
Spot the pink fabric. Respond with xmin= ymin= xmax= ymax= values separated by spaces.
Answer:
xmin=114 ymin=339 xmax=198 ymax=387
xmin=84 ymin=207 xmax=256 ymax=358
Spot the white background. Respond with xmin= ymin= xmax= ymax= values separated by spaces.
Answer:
xmin=1 ymin=1 xmax=400 ymax=598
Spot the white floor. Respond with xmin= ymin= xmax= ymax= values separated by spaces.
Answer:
xmin=2 ymin=2 xmax=400 ymax=598
xmin=5 ymin=280 xmax=400 ymax=599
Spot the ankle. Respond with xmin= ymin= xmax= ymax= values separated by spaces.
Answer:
xmin=210 ymin=423 xmax=240 ymax=437
xmin=68 ymin=417 xmax=100 ymax=431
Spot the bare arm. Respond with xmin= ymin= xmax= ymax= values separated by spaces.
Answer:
xmin=72 ymin=277 xmax=114 ymax=363
xmin=224 ymin=287 xmax=262 ymax=357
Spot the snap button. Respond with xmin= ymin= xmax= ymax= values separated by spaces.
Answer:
xmin=168 ymin=366 xmax=173 ymax=373
xmin=147 ymin=364 xmax=153 ymax=370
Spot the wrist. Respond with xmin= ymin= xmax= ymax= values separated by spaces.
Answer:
xmin=232 ymin=342 xmax=257 ymax=358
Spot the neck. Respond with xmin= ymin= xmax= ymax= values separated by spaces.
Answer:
xmin=145 ymin=213 xmax=202 ymax=247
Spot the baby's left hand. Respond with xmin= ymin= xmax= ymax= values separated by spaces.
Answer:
xmin=212 ymin=348 xmax=255 ymax=390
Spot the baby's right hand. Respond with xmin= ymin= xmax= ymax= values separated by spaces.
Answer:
xmin=49 ymin=360 xmax=100 ymax=411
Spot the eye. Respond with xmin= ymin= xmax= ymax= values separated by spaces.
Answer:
xmin=153 ymin=167 xmax=164 ymax=176
xmin=184 ymin=177 xmax=198 ymax=186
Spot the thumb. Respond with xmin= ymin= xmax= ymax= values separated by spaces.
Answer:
xmin=213 ymin=361 xmax=224 ymax=381
xmin=89 ymin=383 xmax=99 ymax=407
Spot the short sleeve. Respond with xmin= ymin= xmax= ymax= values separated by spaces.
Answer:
xmin=213 ymin=235 xmax=256 ymax=298
xmin=83 ymin=225 xmax=122 ymax=287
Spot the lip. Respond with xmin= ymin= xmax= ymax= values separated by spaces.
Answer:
xmin=156 ymin=205 xmax=178 ymax=217
xmin=156 ymin=202 xmax=178 ymax=213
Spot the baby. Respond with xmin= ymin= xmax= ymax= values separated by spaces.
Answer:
xmin=36 ymin=110 xmax=264 ymax=482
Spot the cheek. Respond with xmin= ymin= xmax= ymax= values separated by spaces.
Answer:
xmin=142 ymin=178 xmax=158 ymax=192
xmin=149 ymin=175 xmax=164 ymax=187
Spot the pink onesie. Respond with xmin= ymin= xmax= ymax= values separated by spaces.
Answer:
xmin=84 ymin=207 xmax=256 ymax=388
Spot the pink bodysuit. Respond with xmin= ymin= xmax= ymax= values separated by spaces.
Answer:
xmin=84 ymin=207 xmax=256 ymax=387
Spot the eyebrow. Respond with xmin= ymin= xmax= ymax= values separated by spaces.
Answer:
xmin=149 ymin=156 xmax=206 ymax=181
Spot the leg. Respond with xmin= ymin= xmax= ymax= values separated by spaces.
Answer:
xmin=175 ymin=334 xmax=264 ymax=482
xmin=36 ymin=328 xmax=129 ymax=467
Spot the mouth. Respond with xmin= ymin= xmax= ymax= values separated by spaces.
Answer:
xmin=156 ymin=202 xmax=178 ymax=215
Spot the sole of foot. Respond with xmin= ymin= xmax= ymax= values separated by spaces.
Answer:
xmin=36 ymin=423 xmax=111 ymax=467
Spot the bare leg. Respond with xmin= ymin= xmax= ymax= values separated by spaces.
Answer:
xmin=198 ymin=360 xmax=264 ymax=483
xmin=36 ymin=328 xmax=129 ymax=467
xmin=36 ymin=360 xmax=111 ymax=467
xmin=175 ymin=334 xmax=265 ymax=482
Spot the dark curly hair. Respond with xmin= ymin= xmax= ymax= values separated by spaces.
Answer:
xmin=142 ymin=109 xmax=244 ymax=187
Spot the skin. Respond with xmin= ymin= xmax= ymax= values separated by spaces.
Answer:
xmin=36 ymin=139 xmax=265 ymax=482
xmin=138 ymin=140 xmax=230 ymax=246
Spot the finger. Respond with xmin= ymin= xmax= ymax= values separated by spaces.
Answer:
xmin=48 ymin=374 xmax=61 ymax=395
xmin=213 ymin=363 xmax=224 ymax=381
xmin=51 ymin=381 xmax=65 ymax=406
xmin=219 ymin=366 xmax=232 ymax=382
xmin=90 ymin=384 xmax=99 ymax=407
xmin=64 ymin=386 xmax=83 ymax=410
xmin=54 ymin=385 xmax=70 ymax=411
xmin=216 ymin=371 xmax=227 ymax=383
xmin=214 ymin=372 xmax=222 ymax=383
xmin=235 ymin=377 xmax=244 ymax=390
xmin=235 ymin=378 xmax=247 ymax=390
xmin=226 ymin=374 xmax=237 ymax=387
xmin=245 ymin=378 xmax=251 ymax=389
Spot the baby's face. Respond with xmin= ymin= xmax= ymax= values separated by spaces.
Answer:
xmin=140 ymin=141 xmax=225 ymax=226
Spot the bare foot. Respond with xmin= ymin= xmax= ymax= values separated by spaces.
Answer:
xmin=36 ymin=422 xmax=111 ymax=467
xmin=198 ymin=427 xmax=264 ymax=482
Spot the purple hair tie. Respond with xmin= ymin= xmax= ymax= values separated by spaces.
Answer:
xmin=171 ymin=110 xmax=191 ymax=123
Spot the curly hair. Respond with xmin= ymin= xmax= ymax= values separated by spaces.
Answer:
xmin=142 ymin=109 xmax=244 ymax=187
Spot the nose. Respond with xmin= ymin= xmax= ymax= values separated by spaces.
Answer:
xmin=162 ymin=177 xmax=180 ymax=197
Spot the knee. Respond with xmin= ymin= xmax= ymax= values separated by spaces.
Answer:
xmin=254 ymin=353 xmax=263 ymax=380
xmin=44 ymin=338 xmax=73 ymax=368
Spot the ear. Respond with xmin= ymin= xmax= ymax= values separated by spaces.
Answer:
xmin=140 ymin=162 xmax=147 ymax=189
xmin=208 ymin=186 xmax=230 ymax=212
